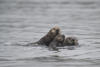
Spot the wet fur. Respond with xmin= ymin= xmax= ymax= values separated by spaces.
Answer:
xmin=49 ymin=34 xmax=65 ymax=50
xmin=63 ymin=37 xmax=79 ymax=46
xmin=36 ymin=26 xmax=61 ymax=46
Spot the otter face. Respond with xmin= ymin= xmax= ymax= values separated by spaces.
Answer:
xmin=64 ymin=37 xmax=78 ymax=46
xmin=55 ymin=34 xmax=65 ymax=42
xmin=50 ymin=26 xmax=60 ymax=36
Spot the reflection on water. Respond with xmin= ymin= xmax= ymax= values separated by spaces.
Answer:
xmin=0 ymin=0 xmax=100 ymax=67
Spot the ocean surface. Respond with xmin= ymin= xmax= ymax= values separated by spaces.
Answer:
xmin=0 ymin=0 xmax=100 ymax=67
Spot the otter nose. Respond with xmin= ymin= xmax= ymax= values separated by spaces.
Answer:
xmin=56 ymin=29 xmax=59 ymax=33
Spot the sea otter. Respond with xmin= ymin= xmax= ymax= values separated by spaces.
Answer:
xmin=49 ymin=34 xmax=65 ymax=50
xmin=35 ymin=26 xmax=61 ymax=46
xmin=63 ymin=37 xmax=79 ymax=46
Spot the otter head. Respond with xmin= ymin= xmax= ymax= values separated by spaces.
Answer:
xmin=55 ymin=34 xmax=65 ymax=43
xmin=49 ymin=26 xmax=61 ymax=36
xmin=64 ymin=37 xmax=78 ymax=46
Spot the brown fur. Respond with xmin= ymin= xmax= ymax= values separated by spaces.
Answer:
xmin=37 ymin=26 xmax=61 ymax=46
xmin=49 ymin=34 xmax=65 ymax=50
xmin=63 ymin=37 xmax=79 ymax=46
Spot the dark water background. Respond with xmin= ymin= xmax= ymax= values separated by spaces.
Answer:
xmin=0 ymin=0 xmax=100 ymax=67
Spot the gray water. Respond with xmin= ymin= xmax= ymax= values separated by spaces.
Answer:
xmin=0 ymin=0 xmax=100 ymax=67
